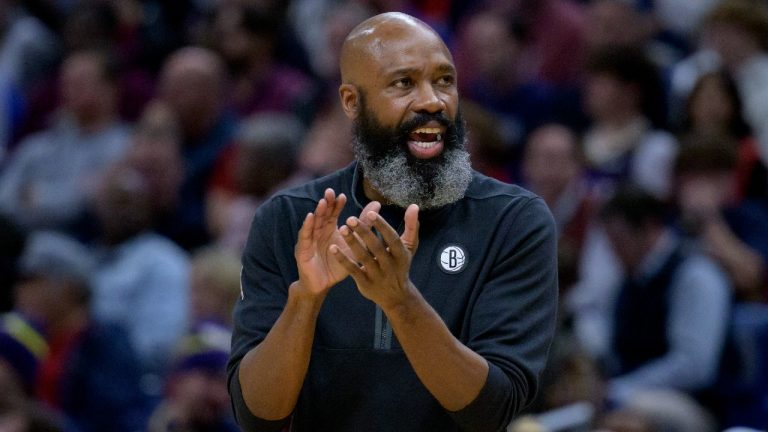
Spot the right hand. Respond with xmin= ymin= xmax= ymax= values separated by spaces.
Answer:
xmin=294 ymin=188 xmax=380 ymax=296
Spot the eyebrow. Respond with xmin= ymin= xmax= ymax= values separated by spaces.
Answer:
xmin=384 ymin=63 xmax=457 ymax=78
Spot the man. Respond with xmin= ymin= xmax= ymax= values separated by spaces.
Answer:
xmin=14 ymin=231 xmax=149 ymax=432
xmin=0 ymin=48 xmax=129 ymax=231
xmin=228 ymin=12 xmax=558 ymax=432
xmin=599 ymin=187 xmax=731 ymax=405
xmin=157 ymin=47 xmax=238 ymax=250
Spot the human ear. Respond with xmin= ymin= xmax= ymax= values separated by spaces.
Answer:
xmin=339 ymin=84 xmax=360 ymax=120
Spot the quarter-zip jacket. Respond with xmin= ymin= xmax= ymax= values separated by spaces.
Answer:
xmin=228 ymin=162 xmax=558 ymax=432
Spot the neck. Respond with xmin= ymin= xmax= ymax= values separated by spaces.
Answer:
xmin=77 ymin=111 xmax=116 ymax=134
xmin=599 ymin=111 xmax=640 ymax=129
xmin=49 ymin=307 xmax=89 ymax=337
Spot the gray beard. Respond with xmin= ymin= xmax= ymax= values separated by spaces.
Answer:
xmin=354 ymin=140 xmax=473 ymax=209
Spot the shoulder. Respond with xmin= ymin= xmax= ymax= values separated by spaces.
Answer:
xmin=464 ymin=171 xmax=539 ymax=202
xmin=675 ymin=248 xmax=731 ymax=294
xmin=127 ymin=233 xmax=190 ymax=269
xmin=259 ymin=164 xmax=355 ymax=212
xmin=640 ymin=129 xmax=678 ymax=152
xmin=463 ymin=171 xmax=550 ymax=216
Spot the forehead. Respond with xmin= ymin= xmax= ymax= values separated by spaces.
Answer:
xmin=361 ymin=26 xmax=454 ymax=77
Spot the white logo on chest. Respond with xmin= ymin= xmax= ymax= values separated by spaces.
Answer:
xmin=439 ymin=245 xmax=467 ymax=274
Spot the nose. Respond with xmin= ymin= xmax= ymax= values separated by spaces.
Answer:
xmin=411 ymin=82 xmax=444 ymax=114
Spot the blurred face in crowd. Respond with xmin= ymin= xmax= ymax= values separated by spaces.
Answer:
xmin=603 ymin=216 xmax=658 ymax=272
xmin=159 ymin=48 xmax=225 ymax=138
xmin=461 ymin=12 xmax=518 ymax=81
xmin=702 ymin=22 xmax=761 ymax=69
xmin=93 ymin=166 xmax=153 ymax=245
xmin=339 ymin=13 xmax=472 ymax=208
xmin=586 ymin=0 xmax=648 ymax=49
xmin=14 ymin=278 xmax=76 ymax=327
xmin=676 ymin=171 xmax=734 ymax=221
xmin=189 ymin=251 xmax=241 ymax=325
xmin=60 ymin=52 xmax=117 ymax=127
xmin=213 ymin=4 xmax=273 ymax=73
xmin=126 ymin=103 xmax=184 ymax=212
xmin=169 ymin=369 xmax=230 ymax=427
xmin=523 ymin=125 xmax=581 ymax=206
xmin=687 ymin=75 xmax=735 ymax=134
xmin=584 ymin=73 xmax=639 ymax=122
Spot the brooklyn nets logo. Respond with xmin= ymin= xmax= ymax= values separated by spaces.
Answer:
xmin=439 ymin=245 xmax=467 ymax=274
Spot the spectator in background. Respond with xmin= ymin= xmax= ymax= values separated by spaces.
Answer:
xmin=0 ymin=48 xmax=129 ymax=231
xmin=157 ymin=46 xmax=237 ymax=250
xmin=598 ymin=390 xmax=717 ymax=432
xmin=189 ymin=247 xmax=241 ymax=328
xmin=89 ymin=164 xmax=190 ymax=376
xmin=0 ymin=1 xmax=59 ymax=93
xmin=208 ymin=112 xmax=309 ymax=254
xmin=296 ymin=2 xmax=370 ymax=177
xmin=600 ymin=186 xmax=731 ymax=405
xmin=0 ymin=0 xmax=59 ymax=154
xmin=20 ymin=2 xmax=154 ymax=137
xmin=454 ymin=10 xmax=562 ymax=153
xmin=14 ymin=231 xmax=148 ymax=432
xmin=522 ymin=124 xmax=600 ymax=292
xmin=210 ymin=3 xmax=314 ymax=118
xmin=123 ymin=100 xmax=186 ymax=241
xmin=673 ymin=138 xmax=768 ymax=302
xmin=582 ymin=45 xmax=678 ymax=198
xmin=0 ymin=399 xmax=64 ymax=432
xmin=0 ymin=312 xmax=47 ymax=398
xmin=148 ymin=328 xmax=237 ymax=432
xmin=0 ymin=313 xmax=64 ymax=432
xmin=584 ymin=0 xmax=686 ymax=71
xmin=486 ymin=0 xmax=587 ymax=86
xmin=700 ymin=0 xmax=768 ymax=167
xmin=459 ymin=100 xmax=512 ymax=183
xmin=681 ymin=71 xmax=768 ymax=201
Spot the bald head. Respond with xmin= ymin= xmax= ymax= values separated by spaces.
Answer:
xmin=340 ymin=12 xmax=452 ymax=86
xmin=159 ymin=47 xmax=227 ymax=137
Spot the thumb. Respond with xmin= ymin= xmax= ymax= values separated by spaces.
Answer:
xmin=401 ymin=204 xmax=420 ymax=253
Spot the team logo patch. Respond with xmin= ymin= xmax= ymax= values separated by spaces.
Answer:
xmin=439 ymin=245 xmax=467 ymax=274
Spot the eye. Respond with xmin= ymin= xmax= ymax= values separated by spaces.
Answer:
xmin=436 ymin=75 xmax=455 ymax=86
xmin=392 ymin=77 xmax=413 ymax=89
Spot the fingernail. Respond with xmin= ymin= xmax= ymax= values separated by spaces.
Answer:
xmin=366 ymin=211 xmax=377 ymax=222
xmin=348 ymin=217 xmax=358 ymax=227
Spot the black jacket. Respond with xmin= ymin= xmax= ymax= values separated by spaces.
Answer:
xmin=228 ymin=163 xmax=558 ymax=431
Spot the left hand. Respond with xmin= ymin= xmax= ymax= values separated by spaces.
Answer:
xmin=330 ymin=203 xmax=420 ymax=309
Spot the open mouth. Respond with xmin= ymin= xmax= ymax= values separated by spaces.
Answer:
xmin=407 ymin=126 xmax=445 ymax=158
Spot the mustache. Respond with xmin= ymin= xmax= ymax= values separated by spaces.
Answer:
xmin=398 ymin=112 xmax=452 ymax=135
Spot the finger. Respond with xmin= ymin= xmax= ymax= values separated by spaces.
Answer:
xmin=314 ymin=197 xmax=328 ymax=219
xmin=329 ymin=244 xmax=369 ymax=281
xmin=337 ymin=224 xmax=366 ymax=255
xmin=359 ymin=200 xmax=381 ymax=219
xmin=346 ymin=215 xmax=390 ymax=267
xmin=339 ymin=222 xmax=380 ymax=271
xmin=401 ymin=204 xmax=420 ymax=253
xmin=323 ymin=189 xmax=337 ymax=218
xmin=324 ymin=188 xmax=336 ymax=203
xmin=312 ymin=199 xmax=329 ymax=240
xmin=295 ymin=212 xmax=314 ymax=255
xmin=362 ymin=210 xmax=401 ymax=258
xmin=330 ymin=193 xmax=347 ymax=221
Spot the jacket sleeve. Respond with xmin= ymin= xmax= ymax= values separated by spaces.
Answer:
xmin=226 ymin=196 xmax=303 ymax=431
xmin=448 ymin=197 xmax=559 ymax=431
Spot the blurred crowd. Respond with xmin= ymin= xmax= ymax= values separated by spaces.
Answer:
xmin=0 ymin=0 xmax=767 ymax=431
